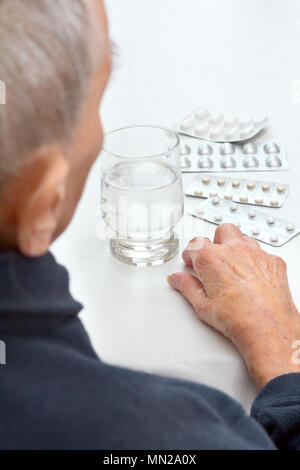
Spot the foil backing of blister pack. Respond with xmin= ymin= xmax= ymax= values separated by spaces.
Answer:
xmin=186 ymin=175 xmax=289 ymax=208
xmin=180 ymin=140 xmax=289 ymax=173
xmin=189 ymin=197 xmax=299 ymax=247
xmin=176 ymin=107 xmax=268 ymax=142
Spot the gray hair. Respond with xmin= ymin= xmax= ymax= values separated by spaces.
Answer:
xmin=0 ymin=0 xmax=103 ymax=181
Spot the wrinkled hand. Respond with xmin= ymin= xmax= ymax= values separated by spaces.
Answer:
xmin=168 ymin=224 xmax=300 ymax=388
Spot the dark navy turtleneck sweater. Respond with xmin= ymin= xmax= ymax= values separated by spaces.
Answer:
xmin=0 ymin=249 xmax=299 ymax=450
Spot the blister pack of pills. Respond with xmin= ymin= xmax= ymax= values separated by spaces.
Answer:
xmin=186 ymin=175 xmax=289 ymax=208
xmin=180 ymin=140 xmax=289 ymax=172
xmin=189 ymin=197 xmax=299 ymax=247
xmin=176 ymin=107 xmax=268 ymax=142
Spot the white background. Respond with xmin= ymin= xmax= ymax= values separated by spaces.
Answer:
xmin=52 ymin=0 xmax=300 ymax=411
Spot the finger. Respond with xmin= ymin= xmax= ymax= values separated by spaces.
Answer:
xmin=167 ymin=272 xmax=207 ymax=312
xmin=243 ymin=235 xmax=260 ymax=248
xmin=182 ymin=236 xmax=212 ymax=267
xmin=214 ymin=223 xmax=245 ymax=245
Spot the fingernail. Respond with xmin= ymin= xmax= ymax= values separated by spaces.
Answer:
xmin=168 ymin=274 xmax=181 ymax=290
xmin=167 ymin=274 xmax=176 ymax=288
xmin=168 ymin=273 xmax=184 ymax=290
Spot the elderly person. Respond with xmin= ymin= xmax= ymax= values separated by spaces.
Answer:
xmin=0 ymin=0 xmax=300 ymax=450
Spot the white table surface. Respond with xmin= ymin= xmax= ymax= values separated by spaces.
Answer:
xmin=52 ymin=0 xmax=300 ymax=411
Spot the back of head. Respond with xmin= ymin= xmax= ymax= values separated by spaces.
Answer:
xmin=0 ymin=0 xmax=94 ymax=183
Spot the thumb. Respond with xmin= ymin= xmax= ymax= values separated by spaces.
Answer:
xmin=167 ymin=272 xmax=208 ymax=314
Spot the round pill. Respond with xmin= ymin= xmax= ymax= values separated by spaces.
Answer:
xmin=262 ymin=183 xmax=270 ymax=191
xmin=214 ymin=215 xmax=222 ymax=222
xmin=265 ymin=155 xmax=282 ymax=168
xmin=247 ymin=181 xmax=256 ymax=190
xmin=232 ymin=179 xmax=240 ymax=188
xmin=180 ymin=144 xmax=191 ymax=156
xmin=198 ymin=143 xmax=214 ymax=156
xmin=255 ymin=198 xmax=263 ymax=205
xmin=242 ymin=143 xmax=258 ymax=155
xmin=270 ymin=200 xmax=279 ymax=207
xmin=277 ymin=184 xmax=286 ymax=193
xmin=202 ymin=176 xmax=211 ymax=184
xmin=230 ymin=203 xmax=238 ymax=212
xmin=243 ymin=156 xmax=259 ymax=168
xmin=181 ymin=156 xmax=191 ymax=169
xmin=264 ymin=142 xmax=280 ymax=154
xmin=224 ymin=194 xmax=233 ymax=200
xmin=239 ymin=196 xmax=248 ymax=203
xmin=251 ymin=228 xmax=260 ymax=236
xmin=212 ymin=196 xmax=220 ymax=205
xmin=194 ymin=190 xmax=203 ymax=197
xmin=248 ymin=210 xmax=256 ymax=218
xmin=286 ymin=224 xmax=295 ymax=232
xmin=270 ymin=235 xmax=279 ymax=244
xmin=217 ymin=178 xmax=226 ymax=186
xmin=267 ymin=217 xmax=275 ymax=225
xmin=198 ymin=156 xmax=214 ymax=169
xmin=209 ymin=191 xmax=218 ymax=197
xmin=220 ymin=143 xmax=235 ymax=155
xmin=220 ymin=156 xmax=236 ymax=169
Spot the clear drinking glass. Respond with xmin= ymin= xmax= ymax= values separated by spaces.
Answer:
xmin=101 ymin=125 xmax=184 ymax=266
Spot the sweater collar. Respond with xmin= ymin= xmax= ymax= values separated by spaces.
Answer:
xmin=0 ymin=248 xmax=82 ymax=320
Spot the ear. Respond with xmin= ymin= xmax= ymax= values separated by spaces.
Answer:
xmin=17 ymin=152 xmax=69 ymax=257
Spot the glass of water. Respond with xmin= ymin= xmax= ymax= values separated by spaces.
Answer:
xmin=101 ymin=125 xmax=184 ymax=266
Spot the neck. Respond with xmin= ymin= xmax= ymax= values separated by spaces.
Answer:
xmin=0 ymin=211 xmax=18 ymax=250
xmin=0 ymin=180 xmax=21 ymax=250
